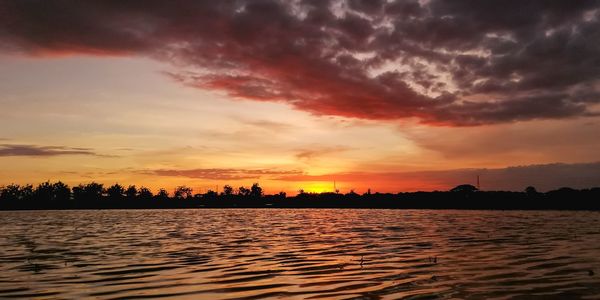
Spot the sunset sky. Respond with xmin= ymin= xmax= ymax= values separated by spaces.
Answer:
xmin=1 ymin=0 xmax=599 ymax=194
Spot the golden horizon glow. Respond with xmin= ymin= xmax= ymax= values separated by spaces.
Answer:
xmin=1 ymin=55 xmax=600 ymax=194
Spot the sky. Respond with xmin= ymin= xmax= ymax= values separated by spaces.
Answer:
xmin=1 ymin=0 xmax=600 ymax=194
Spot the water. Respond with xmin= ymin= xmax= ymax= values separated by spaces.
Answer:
xmin=1 ymin=209 xmax=600 ymax=299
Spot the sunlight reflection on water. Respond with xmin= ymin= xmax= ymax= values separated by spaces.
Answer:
xmin=1 ymin=209 xmax=600 ymax=299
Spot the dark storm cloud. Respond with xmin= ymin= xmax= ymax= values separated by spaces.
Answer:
xmin=1 ymin=0 xmax=599 ymax=125
xmin=0 ymin=144 xmax=101 ymax=157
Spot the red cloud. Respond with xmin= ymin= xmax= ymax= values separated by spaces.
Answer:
xmin=2 ymin=0 xmax=599 ymax=125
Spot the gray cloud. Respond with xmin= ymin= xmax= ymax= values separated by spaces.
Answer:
xmin=403 ymin=119 xmax=600 ymax=163
xmin=0 ymin=144 xmax=102 ymax=157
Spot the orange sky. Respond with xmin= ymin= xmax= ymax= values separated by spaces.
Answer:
xmin=0 ymin=55 xmax=598 ymax=194
xmin=1 ymin=1 xmax=600 ymax=194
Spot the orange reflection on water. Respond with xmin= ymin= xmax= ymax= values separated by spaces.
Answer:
xmin=1 ymin=209 xmax=600 ymax=299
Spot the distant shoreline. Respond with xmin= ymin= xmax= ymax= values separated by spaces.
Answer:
xmin=2 ymin=182 xmax=600 ymax=211
xmin=3 ymin=190 xmax=600 ymax=211
xmin=3 ymin=207 xmax=600 ymax=212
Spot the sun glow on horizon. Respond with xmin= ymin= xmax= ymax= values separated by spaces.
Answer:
xmin=1 ymin=2 xmax=600 ymax=194
xmin=298 ymin=182 xmax=337 ymax=194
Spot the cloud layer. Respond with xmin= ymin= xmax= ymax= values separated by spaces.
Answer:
xmin=147 ymin=168 xmax=302 ymax=180
xmin=0 ymin=144 xmax=99 ymax=157
xmin=1 ymin=0 xmax=600 ymax=125
xmin=275 ymin=162 xmax=600 ymax=192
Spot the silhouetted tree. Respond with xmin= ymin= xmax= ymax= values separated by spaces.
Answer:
xmin=174 ymin=186 xmax=193 ymax=199
xmin=0 ymin=184 xmax=24 ymax=201
xmin=29 ymin=181 xmax=68 ymax=202
xmin=238 ymin=186 xmax=251 ymax=196
xmin=450 ymin=184 xmax=478 ymax=193
xmin=3 ymin=179 xmax=600 ymax=211
xmin=52 ymin=181 xmax=71 ymax=202
xmin=33 ymin=181 xmax=71 ymax=203
xmin=296 ymin=189 xmax=308 ymax=200
xmin=106 ymin=183 xmax=125 ymax=200
xmin=222 ymin=185 xmax=233 ymax=196
xmin=346 ymin=189 xmax=360 ymax=200
xmin=125 ymin=185 xmax=137 ymax=200
xmin=525 ymin=186 xmax=538 ymax=195
xmin=72 ymin=185 xmax=84 ymax=201
xmin=20 ymin=184 xmax=33 ymax=201
xmin=205 ymin=190 xmax=218 ymax=199
xmin=73 ymin=182 xmax=103 ymax=201
xmin=156 ymin=188 xmax=169 ymax=200
xmin=138 ymin=186 xmax=153 ymax=200
xmin=34 ymin=181 xmax=54 ymax=202
xmin=250 ymin=183 xmax=263 ymax=198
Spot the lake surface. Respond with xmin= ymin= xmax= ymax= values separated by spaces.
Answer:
xmin=1 ymin=209 xmax=600 ymax=299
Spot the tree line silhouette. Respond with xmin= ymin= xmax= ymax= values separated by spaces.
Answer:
xmin=1 ymin=181 xmax=600 ymax=210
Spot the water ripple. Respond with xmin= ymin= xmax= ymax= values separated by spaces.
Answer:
xmin=1 ymin=209 xmax=600 ymax=299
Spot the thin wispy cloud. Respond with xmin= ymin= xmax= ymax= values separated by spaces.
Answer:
xmin=0 ymin=144 xmax=106 ymax=157
xmin=144 ymin=168 xmax=303 ymax=180
xmin=240 ymin=119 xmax=296 ymax=132
xmin=295 ymin=146 xmax=351 ymax=161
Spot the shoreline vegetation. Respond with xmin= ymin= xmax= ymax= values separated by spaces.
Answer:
xmin=1 ymin=181 xmax=600 ymax=211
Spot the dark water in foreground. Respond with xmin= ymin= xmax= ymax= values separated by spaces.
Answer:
xmin=1 ymin=209 xmax=600 ymax=299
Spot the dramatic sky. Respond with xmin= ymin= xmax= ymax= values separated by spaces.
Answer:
xmin=1 ymin=0 xmax=600 ymax=194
